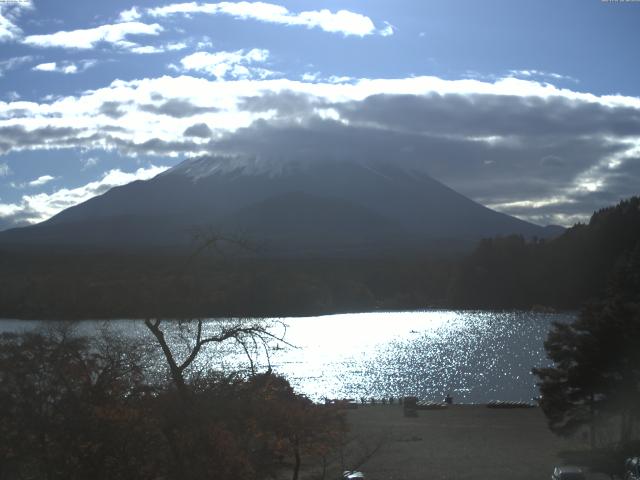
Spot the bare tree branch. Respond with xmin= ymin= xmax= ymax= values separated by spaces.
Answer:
xmin=145 ymin=317 xmax=292 ymax=398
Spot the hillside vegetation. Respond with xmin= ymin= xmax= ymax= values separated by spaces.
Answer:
xmin=449 ymin=196 xmax=640 ymax=309
xmin=0 ymin=197 xmax=638 ymax=319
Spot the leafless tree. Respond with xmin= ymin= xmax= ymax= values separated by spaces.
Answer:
xmin=144 ymin=317 xmax=288 ymax=400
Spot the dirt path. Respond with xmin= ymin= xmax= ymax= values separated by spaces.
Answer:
xmin=345 ymin=404 xmax=585 ymax=480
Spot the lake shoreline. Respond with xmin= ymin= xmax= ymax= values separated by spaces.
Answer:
xmin=0 ymin=306 xmax=578 ymax=322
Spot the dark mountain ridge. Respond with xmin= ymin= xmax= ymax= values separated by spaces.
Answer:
xmin=0 ymin=157 xmax=561 ymax=255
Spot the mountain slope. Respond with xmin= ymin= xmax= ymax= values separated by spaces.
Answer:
xmin=0 ymin=158 xmax=561 ymax=255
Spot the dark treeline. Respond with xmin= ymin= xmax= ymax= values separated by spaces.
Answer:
xmin=449 ymin=196 xmax=640 ymax=309
xmin=532 ymin=217 xmax=640 ymax=476
xmin=1 ymin=196 xmax=639 ymax=319
xmin=0 ymin=251 xmax=454 ymax=319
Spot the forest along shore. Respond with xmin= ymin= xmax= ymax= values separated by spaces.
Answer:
xmin=345 ymin=404 xmax=586 ymax=480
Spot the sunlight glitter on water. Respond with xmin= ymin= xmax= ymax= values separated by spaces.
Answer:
xmin=0 ymin=310 xmax=575 ymax=403
xmin=254 ymin=310 xmax=574 ymax=403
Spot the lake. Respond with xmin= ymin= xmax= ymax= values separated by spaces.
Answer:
xmin=0 ymin=310 xmax=574 ymax=403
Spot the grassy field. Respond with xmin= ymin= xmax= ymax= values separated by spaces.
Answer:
xmin=344 ymin=404 xmax=588 ymax=480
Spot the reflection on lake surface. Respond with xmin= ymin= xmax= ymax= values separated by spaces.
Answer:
xmin=0 ymin=310 xmax=574 ymax=403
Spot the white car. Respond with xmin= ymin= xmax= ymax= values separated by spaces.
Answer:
xmin=551 ymin=466 xmax=586 ymax=480
xmin=343 ymin=471 xmax=365 ymax=480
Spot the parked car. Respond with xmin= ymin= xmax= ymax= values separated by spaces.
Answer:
xmin=625 ymin=457 xmax=640 ymax=480
xmin=343 ymin=470 xmax=365 ymax=480
xmin=551 ymin=466 xmax=586 ymax=480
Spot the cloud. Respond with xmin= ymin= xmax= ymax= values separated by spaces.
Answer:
xmin=28 ymin=174 xmax=55 ymax=187
xmin=301 ymin=72 xmax=319 ymax=82
xmin=32 ymin=59 xmax=97 ymax=74
xmin=0 ymin=11 xmax=20 ymax=42
xmin=98 ymin=100 xmax=129 ymax=119
xmin=0 ymin=0 xmax=32 ymax=42
xmin=82 ymin=157 xmax=99 ymax=169
xmin=128 ymin=45 xmax=162 ymax=54
xmin=239 ymin=90 xmax=326 ymax=116
xmin=178 ymin=49 xmax=272 ymax=80
xmin=24 ymin=21 xmax=163 ymax=50
xmin=0 ymin=55 xmax=34 ymax=76
xmin=9 ymin=174 xmax=57 ymax=189
xmin=139 ymin=98 xmax=219 ymax=117
xmin=195 ymin=36 xmax=213 ymax=49
xmin=117 ymin=6 xmax=142 ymax=23
xmin=184 ymin=123 xmax=213 ymax=137
xmin=0 ymin=165 xmax=168 ymax=228
xmin=334 ymin=93 xmax=640 ymax=138
xmin=186 ymin=107 xmax=634 ymax=226
xmin=379 ymin=21 xmax=395 ymax=37
xmin=129 ymin=41 xmax=188 ymax=54
xmin=147 ymin=1 xmax=382 ymax=37
xmin=540 ymin=155 xmax=565 ymax=168
xmin=32 ymin=62 xmax=56 ymax=72
xmin=0 ymin=162 xmax=11 ymax=177
xmin=509 ymin=69 xmax=578 ymax=83
xmin=1 ymin=73 xmax=640 ymax=225
xmin=166 ymin=41 xmax=187 ymax=51
xmin=0 ymin=125 xmax=87 ymax=154
xmin=5 ymin=91 xmax=21 ymax=101
xmin=106 ymin=135 xmax=208 ymax=157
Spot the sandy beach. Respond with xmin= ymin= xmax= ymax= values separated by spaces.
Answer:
xmin=344 ymin=404 xmax=587 ymax=480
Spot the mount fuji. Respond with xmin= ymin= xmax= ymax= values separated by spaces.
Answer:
xmin=0 ymin=157 xmax=563 ymax=255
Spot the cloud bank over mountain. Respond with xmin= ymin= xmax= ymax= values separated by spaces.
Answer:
xmin=0 ymin=73 xmax=639 ymax=227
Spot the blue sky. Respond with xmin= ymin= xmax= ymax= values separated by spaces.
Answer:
xmin=1 ymin=0 xmax=639 ymax=230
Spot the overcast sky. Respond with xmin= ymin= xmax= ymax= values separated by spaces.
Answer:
xmin=0 ymin=0 xmax=639 ymax=230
